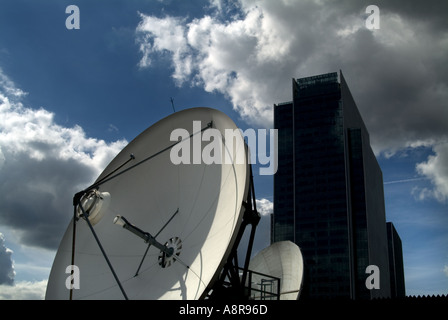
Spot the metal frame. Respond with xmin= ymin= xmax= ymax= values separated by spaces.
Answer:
xmin=206 ymin=164 xmax=264 ymax=300
xmin=245 ymin=268 xmax=281 ymax=300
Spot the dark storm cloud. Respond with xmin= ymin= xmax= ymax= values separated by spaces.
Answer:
xmin=379 ymin=0 xmax=448 ymax=30
xmin=329 ymin=25 xmax=448 ymax=153
xmin=284 ymin=0 xmax=448 ymax=154
xmin=0 ymin=156 xmax=96 ymax=249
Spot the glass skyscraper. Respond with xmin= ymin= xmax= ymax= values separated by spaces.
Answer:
xmin=387 ymin=222 xmax=406 ymax=298
xmin=273 ymin=71 xmax=393 ymax=300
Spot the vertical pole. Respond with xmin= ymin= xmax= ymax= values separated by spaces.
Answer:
xmin=248 ymin=269 xmax=252 ymax=299
xmin=70 ymin=205 xmax=77 ymax=300
xmin=277 ymin=278 xmax=281 ymax=300
xmin=241 ymin=164 xmax=260 ymax=289
xmin=241 ymin=223 xmax=257 ymax=290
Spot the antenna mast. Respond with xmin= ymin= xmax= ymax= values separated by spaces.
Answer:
xmin=170 ymin=97 xmax=176 ymax=113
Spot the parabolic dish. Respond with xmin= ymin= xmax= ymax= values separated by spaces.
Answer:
xmin=46 ymin=107 xmax=250 ymax=300
xmin=248 ymin=241 xmax=304 ymax=300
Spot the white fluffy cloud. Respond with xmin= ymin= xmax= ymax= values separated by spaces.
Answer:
xmin=256 ymin=198 xmax=273 ymax=216
xmin=136 ymin=2 xmax=287 ymax=127
xmin=415 ymin=142 xmax=448 ymax=203
xmin=0 ymin=280 xmax=47 ymax=300
xmin=0 ymin=69 xmax=127 ymax=249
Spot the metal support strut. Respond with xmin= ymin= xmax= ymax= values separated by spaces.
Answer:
xmin=74 ymin=196 xmax=129 ymax=300
xmin=207 ymin=164 xmax=260 ymax=299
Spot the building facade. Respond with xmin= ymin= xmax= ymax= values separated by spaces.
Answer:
xmin=387 ymin=222 xmax=406 ymax=298
xmin=272 ymin=71 xmax=392 ymax=299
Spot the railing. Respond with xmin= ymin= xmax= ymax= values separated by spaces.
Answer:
xmin=242 ymin=268 xmax=281 ymax=300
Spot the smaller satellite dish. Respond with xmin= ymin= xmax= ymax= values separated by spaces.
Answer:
xmin=248 ymin=241 xmax=303 ymax=300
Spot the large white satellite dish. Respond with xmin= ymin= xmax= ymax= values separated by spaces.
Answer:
xmin=248 ymin=241 xmax=304 ymax=300
xmin=46 ymin=107 xmax=254 ymax=300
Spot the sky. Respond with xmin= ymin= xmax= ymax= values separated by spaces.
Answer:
xmin=0 ymin=0 xmax=447 ymax=299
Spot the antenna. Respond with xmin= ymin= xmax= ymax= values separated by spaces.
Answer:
xmin=46 ymin=107 xmax=259 ymax=300
xmin=170 ymin=97 xmax=176 ymax=113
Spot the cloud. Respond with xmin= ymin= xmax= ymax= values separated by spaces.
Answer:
xmin=444 ymin=265 xmax=448 ymax=278
xmin=256 ymin=198 xmax=273 ymax=216
xmin=236 ymin=198 xmax=272 ymax=258
xmin=0 ymin=70 xmax=27 ymax=99
xmin=136 ymin=0 xmax=448 ymax=148
xmin=0 ymin=280 xmax=47 ymax=300
xmin=108 ymin=124 xmax=119 ymax=133
xmin=0 ymin=69 xmax=128 ymax=250
xmin=0 ymin=233 xmax=15 ymax=285
xmin=136 ymin=2 xmax=285 ymax=127
xmin=136 ymin=13 xmax=191 ymax=81
xmin=136 ymin=0 xmax=448 ymax=205
xmin=415 ymin=142 xmax=448 ymax=203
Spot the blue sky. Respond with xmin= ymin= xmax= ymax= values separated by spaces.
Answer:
xmin=0 ymin=0 xmax=447 ymax=299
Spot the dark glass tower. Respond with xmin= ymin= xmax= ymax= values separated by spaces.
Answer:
xmin=273 ymin=71 xmax=392 ymax=300
xmin=387 ymin=222 xmax=406 ymax=298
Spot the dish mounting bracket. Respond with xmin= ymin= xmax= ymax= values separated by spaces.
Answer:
xmin=206 ymin=164 xmax=261 ymax=300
